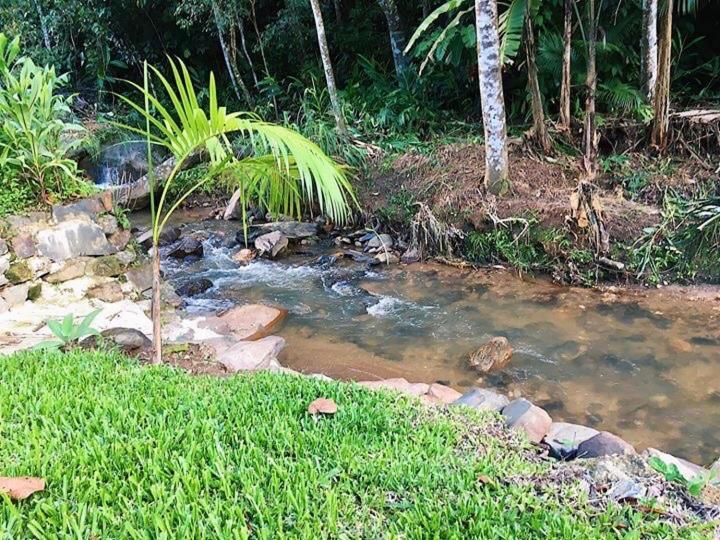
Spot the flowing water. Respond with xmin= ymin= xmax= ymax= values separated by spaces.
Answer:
xmin=163 ymin=222 xmax=720 ymax=465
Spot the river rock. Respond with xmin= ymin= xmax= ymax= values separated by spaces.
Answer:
xmin=576 ymin=431 xmax=636 ymax=459
xmin=426 ymin=383 xmax=463 ymax=404
xmin=98 ymin=328 xmax=152 ymax=353
xmin=97 ymin=214 xmax=119 ymax=235
xmin=367 ymin=233 xmax=394 ymax=249
xmin=45 ymin=259 xmax=88 ymax=283
xmin=643 ymin=448 xmax=708 ymax=483
xmin=86 ymin=255 xmax=125 ymax=277
xmin=468 ymin=337 xmax=513 ymax=373
xmin=36 ymin=220 xmax=116 ymax=262
xmin=255 ymin=231 xmax=288 ymax=258
xmin=545 ymin=422 xmax=599 ymax=460
xmin=5 ymin=260 xmax=34 ymax=284
xmin=87 ymin=281 xmax=124 ymax=303
xmin=168 ymin=237 xmax=204 ymax=260
xmin=358 ymin=378 xmax=430 ymax=397
xmin=127 ymin=264 xmax=153 ymax=293
xmin=233 ymin=248 xmax=255 ymax=264
xmin=51 ymin=198 xmax=103 ymax=223
xmin=108 ymin=229 xmax=131 ymax=251
xmin=401 ymin=246 xmax=421 ymax=264
xmin=203 ymin=304 xmax=288 ymax=340
xmin=10 ymin=233 xmax=37 ymax=259
xmin=216 ymin=336 xmax=286 ymax=372
xmin=0 ymin=238 xmax=7 ymax=256
xmin=374 ymin=252 xmax=400 ymax=264
xmin=1 ymin=283 xmax=30 ymax=308
xmin=176 ymin=278 xmax=213 ymax=297
xmin=252 ymin=221 xmax=318 ymax=239
xmin=502 ymin=398 xmax=552 ymax=443
xmin=452 ymin=388 xmax=510 ymax=411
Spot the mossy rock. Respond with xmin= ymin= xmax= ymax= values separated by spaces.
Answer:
xmin=5 ymin=260 xmax=33 ymax=284
xmin=87 ymin=255 xmax=125 ymax=277
xmin=27 ymin=282 xmax=42 ymax=301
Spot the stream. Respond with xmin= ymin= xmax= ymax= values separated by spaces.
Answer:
xmin=159 ymin=219 xmax=720 ymax=465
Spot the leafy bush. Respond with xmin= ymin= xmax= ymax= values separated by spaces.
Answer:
xmin=0 ymin=34 xmax=92 ymax=215
xmin=35 ymin=310 xmax=101 ymax=351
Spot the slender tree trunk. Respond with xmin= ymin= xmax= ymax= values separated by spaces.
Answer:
xmin=475 ymin=0 xmax=510 ymax=195
xmin=333 ymin=0 xmax=343 ymax=26
xmin=583 ymin=0 xmax=598 ymax=176
xmin=309 ymin=0 xmax=348 ymax=134
xmin=524 ymin=16 xmax=551 ymax=153
xmin=640 ymin=0 xmax=658 ymax=102
xmin=559 ymin=0 xmax=573 ymax=130
xmin=376 ymin=0 xmax=409 ymax=79
xmin=33 ymin=0 xmax=52 ymax=49
xmin=651 ymin=0 xmax=672 ymax=149
xmin=212 ymin=1 xmax=253 ymax=106
xmin=236 ymin=17 xmax=260 ymax=87
xmin=151 ymin=245 xmax=162 ymax=364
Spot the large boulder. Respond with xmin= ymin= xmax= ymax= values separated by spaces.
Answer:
xmin=358 ymin=378 xmax=430 ymax=397
xmin=502 ymin=398 xmax=552 ymax=443
xmin=452 ymin=388 xmax=510 ymax=412
xmin=576 ymin=431 xmax=635 ymax=459
xmin=544 ymin=422 xmax=599 ymax=460
xmin=202 ymin=304 xmax=288 ymax=341
xmin=468 ymin=337 xmax=513 ymax=373
xmin=216 ymin=336 xmax=286 ymax=372
xmin=36 ymin=220 xmax=116 ymax=262
xmin=255 ymin=231 xmax=288 ymax=258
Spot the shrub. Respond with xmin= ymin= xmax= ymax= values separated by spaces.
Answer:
xmin=0 ymin=34 xmax=92 ymax=215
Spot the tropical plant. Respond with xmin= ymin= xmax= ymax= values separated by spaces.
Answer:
xmin=35 ymin=309 xmax=101 ymax=351
xmin=117 ymin=58 xmax=353 ymax=363
xmin=0 ymin=33 xmax=91 ymax=214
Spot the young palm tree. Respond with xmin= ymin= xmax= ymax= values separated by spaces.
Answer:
xmin=118 ymin=59 xmax=353 ymax=364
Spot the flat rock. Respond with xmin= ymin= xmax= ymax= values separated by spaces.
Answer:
xmin=644 ymin=448 xmax=708 ymax=483
xmin=545 ymin=422 xmax=599 ymax=460
xmin=252 ymin=221 xmax=318 ymax=239
xmin=452 ymin=388 xmax=510 ymax=411
xmin=168 ymin=237 xmax=203 ymax=260
xmin=36 ymin=220 xmax=116 ymax=262
xmin=87 ymin=281 xmax=124 ymax=303
xmin=175 ymin=278 xmax=213 ymax=297
xmin=426 ymin=383 xmax=463 ymax=404
xmin=576 ymin=431 xmax=636 ymax=459
xmin=45 ymin=260 xmax=87 ymax=283
xmin=202 ymin=304 xmax=288 ymax=341
xmin=255 ymin=231 xmax=288 ymax=258
xmin=468 ymin=337 xmax=513 ymax=373
xmin=86 ymin=255 xmax=125 ymax=277
xmin=10 ymin=233 xmax=37 ymax=259
xmin=217 ymin=336 xmax=286 ymax=372
xmin=51 ymin=198 xmax=104 ymax=223
xmin=126 ymin=264 xmax=153 ymax=292
xmin=358 ymin=378 xmax=430 ymax=397
xmin=502 ymin=398 xmax=552 ymax=443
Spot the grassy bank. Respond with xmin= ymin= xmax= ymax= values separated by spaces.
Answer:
xmin=0 ymin=351 xmax=708 ymax=538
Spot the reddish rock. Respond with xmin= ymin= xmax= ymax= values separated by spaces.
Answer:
xmin=426 ymin=383 xmax=463 ymax=404
xmin=217 ymin=336 xmax=286 ymax=372
xmin=202 ymin=304 xmax=288 ymax=341
xmin=502 ymin=398 xmax=552 ymax=443
xmin=358 ymin=378 xmax=430 ymax=397
xmin=108 ymin=229 xmax=131 ymax=251
xmin=468 ymin=337 xmax=513 ymax=373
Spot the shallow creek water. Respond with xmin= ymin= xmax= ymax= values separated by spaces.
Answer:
xmin=162 ymin=222 xmax=720 ymax=464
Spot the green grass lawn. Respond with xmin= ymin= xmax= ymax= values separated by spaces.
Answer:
xmin=0 ymin=350 xmax=708 ymax=538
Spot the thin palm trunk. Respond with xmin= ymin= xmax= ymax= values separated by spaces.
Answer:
xmin=475 ymin=0 xmax=509 ymax=195
xmin=212 ymin=1 xmax=253 ymax=106
xmin=377 ymin=0 xmax=409 ymax=79
xmin=151 ymin=245 xmax=162 ymax=364
xmin=640 ymin=0 xmax=658 ymax=102
xmin=524 ymin=16 xmax=551 ymax=153
xmin=583 ymin=0 xmax=598 ymax=176
xmin=309 ymin=0 xmax=348 ymax=134
xmin=559 ymin=0 xmax=572 ymax=130
xmin=651 ymin=0 xmax=672 ymax=149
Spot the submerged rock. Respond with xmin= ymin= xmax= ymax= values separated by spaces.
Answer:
xmin=175 ymin=278 xmax=213 ymax=297
xmin=255 ymin=231 xmax=288 ymax=258
xmin=452 ymin=388 xmax=510 ymax=411
xmin=373 ymin=252 xmax=400 ymax=264
xmin=468 ymin=336 xmax=513 ymax=373
xmin=502 ymin=398 xmax=552 ymax=443
xmin=576 ymin=431 xmax=636 ymax=459
xmin=233 ymin=248 xmax=256 ymax=265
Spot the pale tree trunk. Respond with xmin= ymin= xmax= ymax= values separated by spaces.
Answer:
xmin=651 ymin=0 xmax=672 ymax=149
xmin=559 ymin=0 xmax=572 ymax=130
xmin=582 ymin=0 xmax=598 ymax=176
xmin=640 ymin=0 xmax=658 ymax=102
xmin=236 ymin=16 xmax=260 ymax=87
xmin=524 ymin=16 xmax=551 ymax=153
xmin=151 ymin=245 xmax=162 ymax=364
xmin=376 ymin=0 xmax=409 ymax=79
xmin=309 ymin=0 xmax=348 ymax=133
xmin=475 ymin=0 xmax=510 ymax=195
xmin=33 ymin=0 xmax=52 ymax=49
xmin=212 ymin=1 xmax=253 ymax=107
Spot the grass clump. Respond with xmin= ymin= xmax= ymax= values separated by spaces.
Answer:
xmin=0 ymin=350 xmax=707 ymax=538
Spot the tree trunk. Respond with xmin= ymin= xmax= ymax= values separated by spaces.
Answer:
xmin=33 ymin=0 xmax=52 ymax=50
xmin=640 ymin=0 xmax=658 ymax=102
xmin=333 ymin=0 xmax=343 ymax=26
xmin=582 ymin=0 xmax=598 ymax=176
xmin=309 ymin=0 xmax=348 ymax=134
xmin=651 ymin=0 xmax=672 ymax=149
xmin=236 ymin=17 xmax=260 ymax=87
xmin=212 ymin=1 xmax=253 ymax=107
xmin=559 ymin=0 xmax=572 ymax=130
xmin=475 ymin=0 xmax=510 ymax=195
xmin=151 ymin=245 xmax=162 ymax=364
xmin=376 ymin=0 xmax=409 ymax=79
xmin=524 ymin=16 xmax=551 ymax=153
